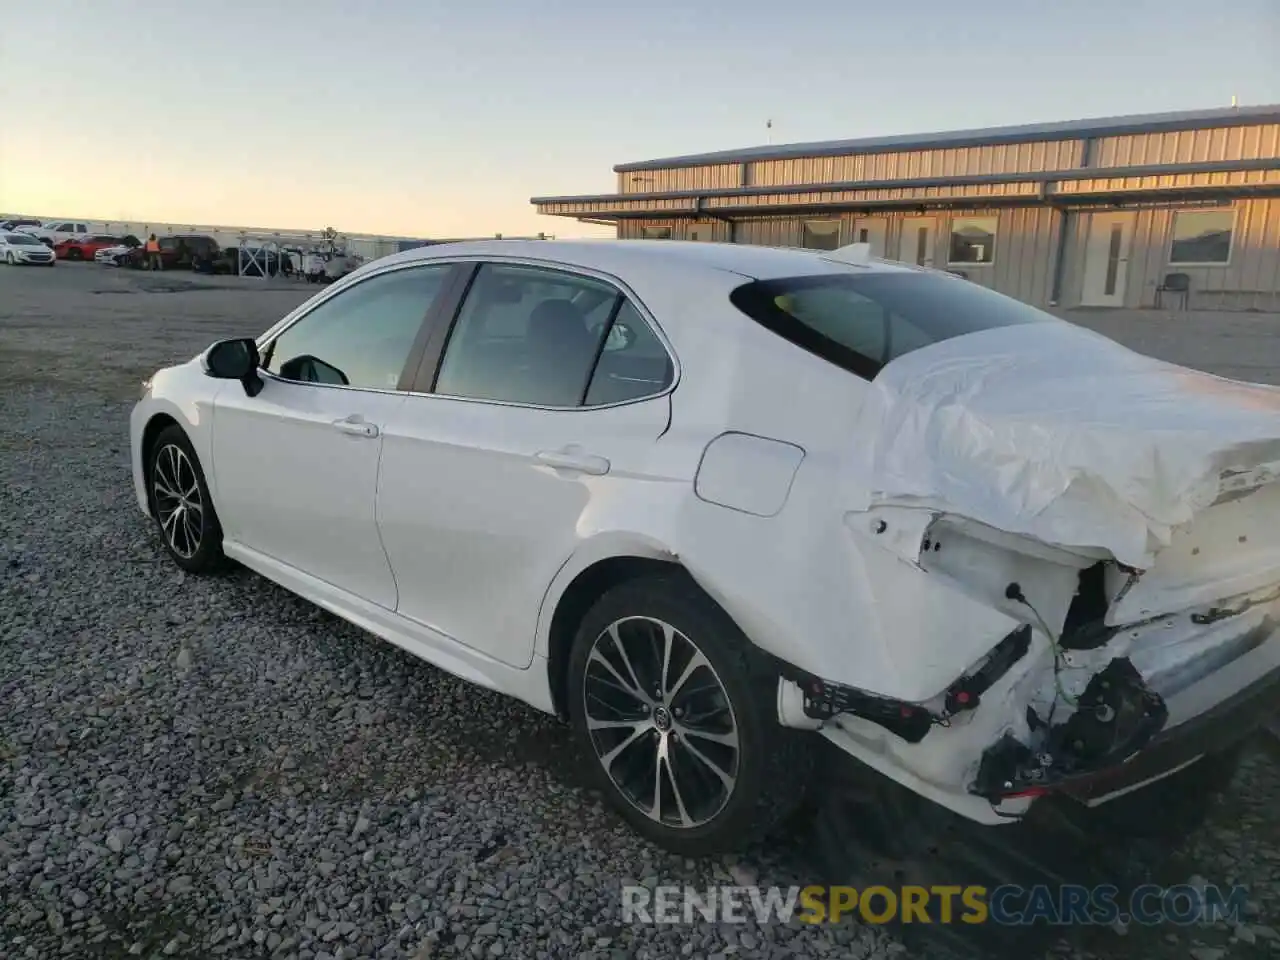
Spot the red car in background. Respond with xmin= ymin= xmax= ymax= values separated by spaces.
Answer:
xmin=55 ymin=235 xmax=138 ymax=261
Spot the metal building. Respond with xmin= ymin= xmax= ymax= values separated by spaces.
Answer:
xmin=531 ymin=105 xmax=1280 ymax=311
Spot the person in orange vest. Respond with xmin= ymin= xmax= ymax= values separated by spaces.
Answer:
xmin=145 ymin=233 xmax=162 ymax=271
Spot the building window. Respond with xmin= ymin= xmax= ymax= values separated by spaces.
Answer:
xmin=948 ymin=217 xmax=997 ymax=265
xmin=1169 ymin=209 xmax=1234 ymax=265
xmin=801 ymin=220 xmax=842 ymax=251
xmin=641 ymin=226 xmax=672 ymax=240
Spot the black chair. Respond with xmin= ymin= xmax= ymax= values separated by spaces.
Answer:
xmin=1155 ymin=272 xmax=1191 ymax=310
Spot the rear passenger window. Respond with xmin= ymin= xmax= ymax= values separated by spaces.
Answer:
xmin=584 ymin=302 xmax=674 ymax=406
xmin=434 ymin=263 xmax=674 ymax=408
xmin=435 ymin=264 xmax=616 ymax=407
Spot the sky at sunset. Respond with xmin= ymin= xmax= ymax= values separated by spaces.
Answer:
xmin=2 ymin=0 xmax=1277 ymax=240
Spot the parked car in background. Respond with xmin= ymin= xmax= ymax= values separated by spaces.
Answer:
xmin=0 ymin=218 xmax=44 ymax=233
xmin=56 ymin=234 xmax=137 ymax=261
xmin=0 ymin=231 xmax=56 ymax=265
xmin=30 ymin=220 xmax=90 ymax=247
xmin=123 ymin=234 xmax=219 ymax=270
xmin=97 ymin=243 xmax=135 ymax=265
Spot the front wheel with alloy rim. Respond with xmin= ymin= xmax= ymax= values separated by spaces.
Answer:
xmin=567 ymin=574 xmax=813 ymax=856
xmin=5 ymin=253 xmax=14 ymax=265
xmin=147 ymin=425 xmax=226 ymax=573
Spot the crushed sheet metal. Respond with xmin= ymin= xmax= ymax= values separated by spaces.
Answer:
xmin=846 ymin=322 xmax=1280 ymax=568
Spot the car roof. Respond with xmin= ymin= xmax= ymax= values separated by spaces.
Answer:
xmin=374 ymin=238 xmax=921 ymax=281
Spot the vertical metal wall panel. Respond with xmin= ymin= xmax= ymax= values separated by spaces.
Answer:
xmin=741 ymin=139 xmax=1083 ymax=188
xmin=620 ymin=164 xmax=739 ymax=193
xmin=1236 ymin=198 xmax=1280 ymax=307
xmin=733 ymin=218 xmax=802 ymax=247
xmin=929 ymin=207 xmax=1059 ymax=305
xmin=1092 ymin=124 xmax=1280 ymax=167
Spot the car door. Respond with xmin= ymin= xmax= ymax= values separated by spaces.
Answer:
xmin=209 ymin=261 xmax=460 ymax=609
xmin=377 ymin=260 xmax=676 ymax=669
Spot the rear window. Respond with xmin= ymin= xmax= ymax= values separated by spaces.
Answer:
xmin=730 ymin=271 xmax=1061 ymax=380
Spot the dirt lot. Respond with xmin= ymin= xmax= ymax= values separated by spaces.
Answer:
xmin=1 ymin=260 xmax=1278 ymax=960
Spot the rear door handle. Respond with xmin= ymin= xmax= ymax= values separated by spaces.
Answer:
xmin=331 ymin=416 xmax=379 ymax=439
xmin=534 ymin=449 xmax=610 ymax=476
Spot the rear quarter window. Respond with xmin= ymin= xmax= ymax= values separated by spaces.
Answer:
xmin=729 ymin=270 xmax=1061 ymax=380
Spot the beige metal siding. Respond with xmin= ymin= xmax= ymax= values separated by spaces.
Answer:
xmin=703 ymin=180 xmax=1042 ymax=211
xmin=745 ymin=139 xmax=1083 ymax=188
xmin=733 ymin=217 xmax=805 ymax=247
xmin=620 ymin=220 xmax=728 ymax=241
xmin=1053 ymin=167 xmax=1280 ymax=196
xmin=619 ymin=164 xmax=742 ymax=193
xmin=536 ymin=198 xmax=698 ymax=217
xmin=682 ymin=220 xmax=733 ymax=241
xmin=989 ymin=207 xmax=1061 ymax=306
xmin=885 ymin=208 xmax=1060 ymax=305
xmin=728 ymin=209 xmax=1060 ymax=305
xmin=1092 ymin=124 xmax=1280 ymax=168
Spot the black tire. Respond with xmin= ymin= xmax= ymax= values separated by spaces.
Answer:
xmin=67 ymin=247 xmax=83 ymax=261
xmin=566 ymin=573 xmax=813 ymax=857
xmin=146 ymin=425 xmax=226 ymax=574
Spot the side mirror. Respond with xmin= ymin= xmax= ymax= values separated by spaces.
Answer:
xmin=203 ymin=338 xmax=264 ymax=397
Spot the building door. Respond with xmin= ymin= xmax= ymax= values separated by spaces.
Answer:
xmin=1080 ymin=212 xmax=1135 ymax=307
xmin=897 ymin=217 xmax=937 ymax=267
xmin=852 ymin=218 xmax=889 ymax=258
xmin=685 ymin=222 xmax=718 ymax=241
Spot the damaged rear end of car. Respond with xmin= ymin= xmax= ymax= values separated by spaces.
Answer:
xmin=721 ymin=262 xmax=1280 ymax=830
xmin=799 ymin=316 xmax=1280 ymax=827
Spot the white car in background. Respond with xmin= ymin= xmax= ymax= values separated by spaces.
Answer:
xmin=129 ymin=239 xmax=1280 ymax=949
xmin=95 ymin=243 xmax=137 ymax=265
xmin=30 ymin=220 xmax=90 ymax=247
xmin=0 ymin=230 xmax=56 ymax=265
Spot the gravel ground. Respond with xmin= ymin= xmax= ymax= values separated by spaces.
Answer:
xmin=1 ymin=261 xmax=1279 ymax=960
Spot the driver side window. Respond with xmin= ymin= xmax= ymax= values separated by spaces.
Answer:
xmin=263 ymin=264 xmax=451 ymax=391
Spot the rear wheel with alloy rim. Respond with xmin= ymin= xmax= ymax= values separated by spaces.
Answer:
xmin=567 ymin=573 xmax=812 ymax=856
xmin=147 ymin=424 xmax=226 ymax=573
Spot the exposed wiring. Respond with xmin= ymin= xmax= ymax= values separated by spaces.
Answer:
xmin=1005 ymin=583 xmax=1080 ymax=708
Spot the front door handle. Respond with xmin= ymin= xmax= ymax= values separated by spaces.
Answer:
xmin=534 ymin=449 xmax=610 ymax=476
xmin=332 ymin=416 xmax=379 ymax=439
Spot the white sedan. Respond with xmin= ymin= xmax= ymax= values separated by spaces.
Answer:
xmin=130 ymin=239 xmax=1280 ymax=869
xmin=95 ymin=243 xmax=134 ymax=265
xmin=0 ymin=230 xmax=56 ymax=265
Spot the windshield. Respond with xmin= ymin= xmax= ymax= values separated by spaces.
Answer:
xmin=730 ymin=270 xmax=1061 ymax=380
xmin=5 ymin=233 xmax=46 ymax=246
